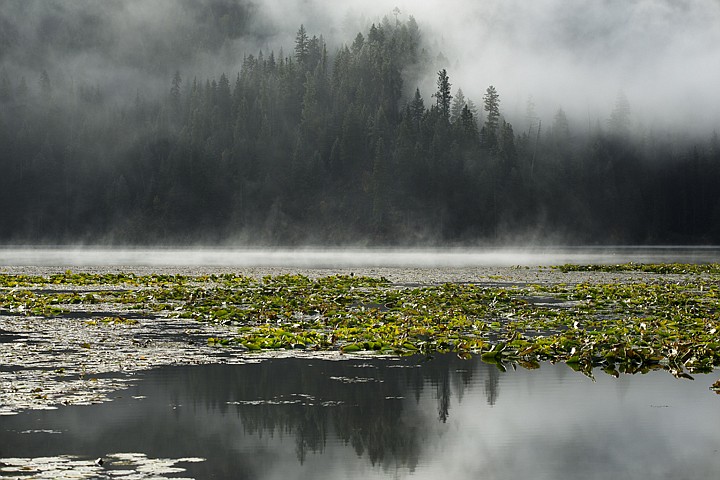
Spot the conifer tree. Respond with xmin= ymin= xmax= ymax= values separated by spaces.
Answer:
xmin=482 ymin=85 xmax=500 ymax=147
xmin=433 ymin=69 xmax=452 ymax=121
xmin=450 ymin=88 xmax=466 ymax=124
xmin=294 ymin=25 xmax=309 ymax=66
xmin=409 ymin=88 xmax=425 ymax=128
xmin=170 ymin=70 xmax=182 ymax=115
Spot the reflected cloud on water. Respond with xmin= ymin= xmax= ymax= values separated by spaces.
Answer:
xmin=1 ymin=355 xmax=719 ymax=479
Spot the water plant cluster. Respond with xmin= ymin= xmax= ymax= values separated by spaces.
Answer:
xmin=0 ymin=453 xmax=204 ymax=479
xmin=1 ymin=264 xmax=719 ymax=386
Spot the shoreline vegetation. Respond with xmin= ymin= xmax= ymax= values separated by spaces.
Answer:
xmin=1 ymin=262 xmax=719 ymax=414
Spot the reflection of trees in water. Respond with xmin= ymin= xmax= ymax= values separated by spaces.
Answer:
xmin=333 ymin=402 xmax=419 ymax=470
xmin=295 ymin=407 xmax=328 ymax=464
xmin=0 ymin=355 xmax=506 ymax=479
xmin=175 ymin=355 xmax=502 ymax=469
xmin=437 ymin=375 xmax=451 ymax=423
xmin=453 ymin=366 xmax=474 ymax=404
xmin=485 ymin=365 xmax=501 ymax=406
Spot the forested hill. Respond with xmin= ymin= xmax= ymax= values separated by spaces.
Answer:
xmin=1 ymin=17 xmax=719 ymax=245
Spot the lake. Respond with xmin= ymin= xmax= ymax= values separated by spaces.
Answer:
xmin=1 ymin=355 xmax=719 ymax=479
xmin=2 ymin=247 xmax=720 ymax=478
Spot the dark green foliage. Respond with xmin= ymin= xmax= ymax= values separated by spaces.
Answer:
xmin=433 ymin=69 xmax=452 ymax=121
xmin=482 ymin=85 xmax=500 ymax=148
xmin=0 ymin=17 xmax=718 ymax=245
xmin=3 ymin=267 xmax=720 ymax=388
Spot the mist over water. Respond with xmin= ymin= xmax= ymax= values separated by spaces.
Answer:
xmin=1 ymin=247 xmax=718 ymax=268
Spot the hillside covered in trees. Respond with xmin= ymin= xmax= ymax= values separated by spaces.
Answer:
xmin=1 ymin=12 xmax=719 ymax=245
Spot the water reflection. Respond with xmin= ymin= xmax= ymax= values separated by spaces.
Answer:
xmin=1 ymin=355 xmax=719 ymax=479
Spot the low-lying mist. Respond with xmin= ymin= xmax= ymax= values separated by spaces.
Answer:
xmin=2 ymin=247 xmax=718 ymax=268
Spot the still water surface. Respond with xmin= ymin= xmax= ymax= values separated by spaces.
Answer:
xmin=2 ymin=355 xmax=719 ymax=479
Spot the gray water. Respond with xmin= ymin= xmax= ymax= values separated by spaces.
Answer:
xmin=2 ymin=355 xmax=719 ymax=479
xmin=0 ymin=246 xmax=719 ymax=267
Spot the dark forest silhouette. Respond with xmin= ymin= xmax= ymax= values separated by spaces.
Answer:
xmin=1 ymin=17 xmax=719 ymax=245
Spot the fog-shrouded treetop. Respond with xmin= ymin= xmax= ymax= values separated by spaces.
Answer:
xmin=2 ymin=0 xmax=719 ymax=131
xmin=0 ymin=0 xmax=719 ymax=245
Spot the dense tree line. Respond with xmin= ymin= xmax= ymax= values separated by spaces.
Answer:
xmin=1 ymin=18 xmax=719 ymax=245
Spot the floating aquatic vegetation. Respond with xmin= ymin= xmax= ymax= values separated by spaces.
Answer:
xmin=0 ymin=453 xmax=204 ymax=479
xmin=2 ymin=265 xmax=720 ymax=415
xmin=554 ymin=262 xmax=720 ymax=275
xmin=329 ymin=376 xmax=383 ymax=384
xmin=711 ymin=379 xmax=720 ymax=394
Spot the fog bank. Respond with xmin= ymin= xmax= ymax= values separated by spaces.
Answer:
xmin=2 ymin=247 xmax=718 ymax=268
xmin=306 ymin=0 xmax=720 ymax=133
xmin=2 ymin=0 xmax=718 ymax=132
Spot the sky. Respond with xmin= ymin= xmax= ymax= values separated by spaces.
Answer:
xmin=2 ymin=0 xmax=719 ymax=134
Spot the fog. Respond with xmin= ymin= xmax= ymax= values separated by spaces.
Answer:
xmin=1 ymin=247 xmax=718 ymax=268
xmin=2 ymin=0 xmax=719 ymax=132
xmin=294 ymin=0 xmax=720 ymax=133
xmin=405 ymin=0 xmax=720 ymax=132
